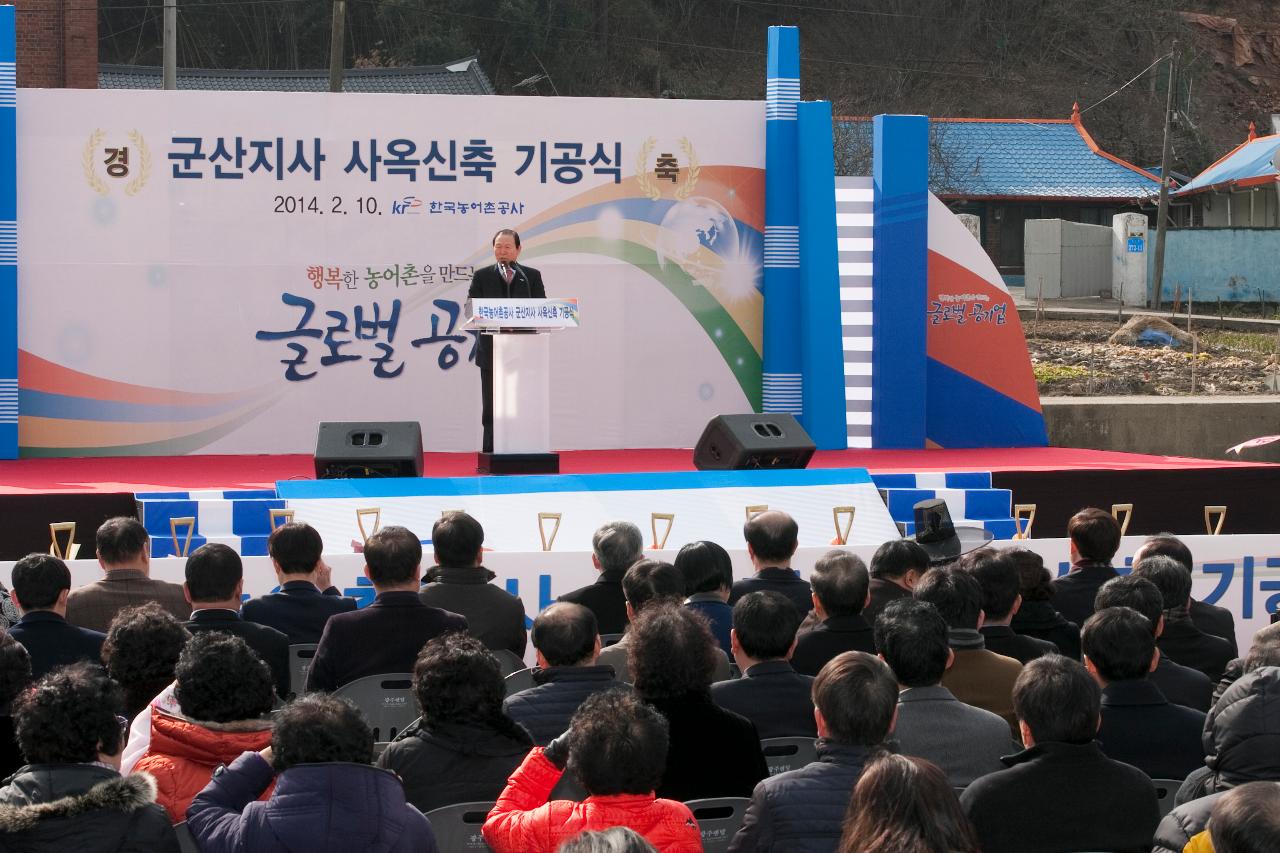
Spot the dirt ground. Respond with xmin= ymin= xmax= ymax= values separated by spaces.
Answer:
xmin=1027 ymin=318 xmax=1279 ymax=397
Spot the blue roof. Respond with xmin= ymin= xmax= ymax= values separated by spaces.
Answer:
xmin=1175 ymin=133 xmax=1280 ymax=196
xmin=837 ymin=116 xmax=1161 ymax=201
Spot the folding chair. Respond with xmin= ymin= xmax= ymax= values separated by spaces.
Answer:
xmin=332 ymin=673 xmax=418 ymax=741
xmin=504 ymin=667 xmax=537 ymax=697
xmin=173 ymin=821 xmax=200 ymax=853
xmin=1152 ymin=778 xmax=1183 ymax=818
xmin=760 ymin=736 xmax=817 ymax=777
xmin=287 ymin=644 xmax=318 ymax=698
xmin=685 ymin=797 xmax=751 ymax=853
xmin=422 ymin=801 xmax=496 ymax=851
xmin=492 ymin=649 xmax=526 ymax=677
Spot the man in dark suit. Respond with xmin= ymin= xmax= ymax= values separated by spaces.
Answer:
xmin=307 ymin=525 xmax=468 ymax=693
xmin=242 ymin=522 xmax=356 ymax=645
xmin=182 ymin=543 xmax=291 ymax=700
xmin=419 ymin=511 xmax=527 ymax=657
xmin=1051 ymin=507 xmax=1122 ymax=628
xmin=712 ymin=591 xmax=815 ymax=738
xmin=1082 ymin=606 xmax=1207 ymax=780
xmin=729 ymin=510 xmax=812 ymax=615
xmin=863 ymin=538 xmax=931 ymax=626
xmin=966 ymin=549 xmax=1058 ymax=664
xmin=557 ymin=521 xmax=644 ymax=637
xmin=66 ymin=516 xmax=191 ymax=633
xmin=1134 ymin=533 xmax=1237 ymax=655
xmin=468 ymin=228 xmax=547 ymax=453
xmin=1133 ymin=554 xmax=1234 ymax=682
xmin=791 ymin=550 xmax=875 ymax=676
xmin=8 ymin=553 xmax=105 ymax=680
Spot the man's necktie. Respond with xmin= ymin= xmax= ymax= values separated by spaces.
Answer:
xmin=501 ymin=264 xmax=513 ymax=285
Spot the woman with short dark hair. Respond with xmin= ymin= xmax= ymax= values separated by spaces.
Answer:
xmin=1007 ymin=547 xmax=1081 ymax=658
xmin=101 ymin=602 xmax=191 ymax=720
xmin=838 ymin=753 xmax=980 ymax=853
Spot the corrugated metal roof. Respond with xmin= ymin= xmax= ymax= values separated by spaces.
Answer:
xmin=1175 ymin=132 xmax=1280 ymax=196
xmin=98 ymin=57 xmax=495 ymax=96
xmin=837 ymin=113 xmax=1161 ymax=201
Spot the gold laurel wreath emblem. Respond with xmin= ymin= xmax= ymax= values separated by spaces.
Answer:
xmin=634 ymin=136 xmax=661 ymax=201
xmin=82 ymin=129 xmax=109 ymax=196
xmin=125 ymin=130 xmax=152 ymax=196
xmin=676 ymin=137 xmax=700 ymax=200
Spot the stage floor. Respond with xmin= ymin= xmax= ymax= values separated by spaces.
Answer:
xmin=0 ymin=446 xmax=1270 ymax=494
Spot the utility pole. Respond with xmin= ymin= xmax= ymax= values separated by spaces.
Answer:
xmin=328 ymin=0 xmax=346 ymax=94
xmin=162 ymin=0 xmax=177 ymax=90
xmin=1151 ymin=47 xmax=1176 ymax=310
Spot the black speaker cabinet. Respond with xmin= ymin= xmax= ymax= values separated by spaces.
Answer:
xmin=693 ymin=414 xmax=816 ymax=471
xmin=314 ymin=421 xmax=424 ymax=479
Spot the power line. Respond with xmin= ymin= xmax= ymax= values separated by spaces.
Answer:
xmin=1079 ymin=52 xmax=1172 ymax=114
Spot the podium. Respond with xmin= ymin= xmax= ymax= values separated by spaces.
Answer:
xmin=466 ymin=298 xmax=579 ymax=475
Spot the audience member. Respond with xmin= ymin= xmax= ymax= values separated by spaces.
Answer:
xmin=1135 ymin=533 xmax=1237 ymax=654
xmin=729 ymin=510 xmax=811 ymax=614
xmin=863 ymin=539 xmax=931 ymax=626
xmin=790 ymin=550 xmax=874 ymax=676
xmin=1214 ymin=622 xmax=1280 ymax=702
xmin=1206 ymin=781 xmax=1280 ymax=853
xmin=0 ymin=633 xmax=31 ymax=779
xmin=962 ymin=549 xmax=1057 ymax=663
xmin=133 ymin=632 xmax=275 ymax=823
xmin=874 ymin=599 xmax=1015 ymax=787
xmin=307 ymin=525 xmax=468 ymax=692
xmin=727 ymin=651 xmax=897 ymax=853
xmin=182 ymin=543 xmax=290 ymax=699
xmin=1081 ymin=606 xmax=1206 ymax=780
xmin=674 ymin=540 xmax=734 ymax=655
xmin=558 ymin=521 xmax=645 ymax=636
xmin=1007 ymin=548 xmax=1081 ymax=658
xmin=504 ymin=603 xmax=625 ymax=746
xmin=1153 ymin=667 xmax=1280 ymax=853
xmin=418 ymin=511 xmax=527 ymax=657
xmin=8 ymin=553 xmax=106 ymax=680
xmin=711 ymin=591 xmax=815 ymax=738
xmin=66 ymin=516 xmax=190 ymax=632
xmin=913 ymin=565 xmax=1022 ymax=734
xmin=0 ymin=663 xmax=176 ymax=849
xmin=1133 ymin=553 xmax=1233 ymax=682
xmin=1095 ymin=575 xmax=1214 ymax=711
xmin=0 ymin=580 xmax=20 ymax=630
xmin=837 ymin=753 xmax=981 ymax=853
xmin=1050 ymin=507 xmax=1122 ymax=627
xmin=187 ymin=693 xmax=437 ymax=852
xmin=241 ymin=522 xmax=355 ymax=644
xmin=377 ymin=633 xmax=533 ymax=812
xmin=629 ymin=603 xmax=766 ymax=802
xmin=482 ymin=690 xmax=701 ymax=853
xmin=102 ymin=602 xmax=190 ymax=720
xmin=960 ymin=655 xmax=1160 ymax=853
xmin=557 ymin=827 xmax=659 ymax=853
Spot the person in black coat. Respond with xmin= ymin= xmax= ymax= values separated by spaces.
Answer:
xmin=468 ymin=228 xmax=547 ymax=453
xmin=712 ymin=591 xmax=816 ymax=739
xmin=960 ymin=655 xmax=1160 ymax=853
xmin=0 ymin=633 xmax=31 ymax=780
xmin=964 ymin=549 xmax=1059 ymax=664
xmin=1082 ymin=606 xmax=1207 ymax=780
xmin=1134 ymin=554 xmax=1234 ymax=682
xmin=241 ymin=522 xmax=356 ymax=645
xmin=503 ymin=603 xmax=626 ymax=745
xmin=377 ymin=633 xmax=533 ymax=813
xmin=729 ymin=511 xmax=812 ymax=615
xmin=1050 ymin=508 xmax=1122 ymax=628
xmin=181 ymin=544 xmax=291 ymax=700
xmin=628 ymin=603 xmax=767 ymax=802
xmin=1135 ymin=534 xmax=1238 ymax=655
xmin=862 ymin=539 xmax=931 ymax=627
xmin=8 ymin=554 xmax=106 ymax=681
xmin=791 ymin=550 xmax=875 ymax=677
xmin=557 ymin=521 xmax=644 ymax=637
xmin=1008 ymin=548 xmax=1081 ymax=658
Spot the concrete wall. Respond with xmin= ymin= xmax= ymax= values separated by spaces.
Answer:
xmin=1196 ymin=187 xmax=1280 ymax=228
xmin=1025 ymin=219 xmax=1112 ymax=299
xmin=1150 ymin=228 xmax=1280 ymax=304
xmin=1042 ymin=397 xmax=1280 ymax=462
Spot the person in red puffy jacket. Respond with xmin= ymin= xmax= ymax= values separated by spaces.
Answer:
xmin=482 ymin=690 xmax=701 ymax=853
xmin=133 ymin=632 xmax=275 ymax=822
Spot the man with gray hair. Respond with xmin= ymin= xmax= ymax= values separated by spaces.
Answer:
xmin=791 ymin=550 xmax=874 ymax=676
xmin=557 ymin=521 xmax=644 ymax=636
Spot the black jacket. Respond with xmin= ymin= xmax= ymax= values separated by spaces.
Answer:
xmin=729 ymin=568 xmax=813 ymax=616
xmin=646 ymin=691 xmax=768 ymax=803
xmin=960 ymin=741 xmax=1160 ymax=853
xmin=1152 ymin=653 xmax=1214 ymax=712
xmin=1010 ymin=599 xmax=1081 ymax=659
xmin=185 ymin=609 xmax=291 ymax=699
xmin=0 ymin=765 xmax=177 ymax=853
xmin=727 ymin=741 xmax=872 ymax=853
xmin=1096 ymin=678 xmax=1207 ymax=780
xmin=1050 ymin=561 xmax=1118 ymax=628
xmin=1159 ymin=613 xmax=1235 ymax=682
xmin=862 ymin=578 xmax=911 ymax=627
xmin=419 ymin=567 xmax=527 ymax=657
xmin=7 ymin=611 xmax=105 ymax=681
xmin=978 ymin=624 xmax=1058 ymax=664
xmin=241 ymin=581 xmax=356 ymax=645
xmin=790 ymin=614 xmax=875 ymax=677
xmin=557 ymin=569 xmax=628 ymax=637
xmin=1189 ymin=597 xmax=1237 ymax=655
xmin=710 ymin=660 xmax=817 ymax=739
xmin=503 ymin=666 xmax=627 ymax=745
xmin=376 ymin=718 xmax=532 ymax=814
xmin=468 ymin=262 xmax=546 ymax=369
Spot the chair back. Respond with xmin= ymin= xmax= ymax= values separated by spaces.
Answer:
xmin=422 ymin=801 xmax=496 ymax=851
xmin=1152 ymin=778 xmax=1183 ymax=818
xmin=174 ymin=821 xmax=200 ymax=853
xmin=760 ymin=736 xmax=818 ymax=776
xmin=287 ymin=644 xmax=318 ymax=698
xmin=685 ymin=797 xmax=751 ymax=853
xmin=333 ymin=673 xmax=417 ymax=741
xmin=600 ymin=633 xmax=624 ymax=647
xmin=492 ymin=649 xmax=526 ymax=677
xmin=504 ymin=667 xmax=537 ymax=697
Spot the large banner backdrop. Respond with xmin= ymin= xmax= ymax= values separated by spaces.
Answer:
xmin=16 ymin=91 xmax=764 ymax=456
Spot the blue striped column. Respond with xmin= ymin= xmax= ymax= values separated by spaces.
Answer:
xmin=0 ymin=7 xmax=15 ymax=459
xmin=871 ymin=115 xmax=928 ymax=448
xmin=762 ymin=26 xmax=801 ymax=415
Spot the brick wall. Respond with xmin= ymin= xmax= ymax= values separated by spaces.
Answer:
xmin=15 ymin=0 xmax=98 ymax=89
